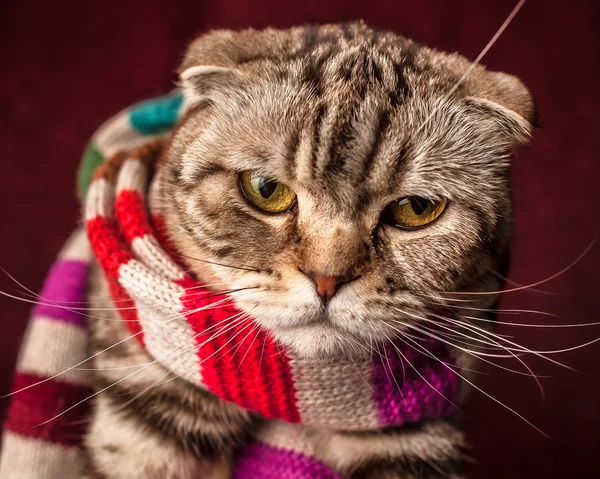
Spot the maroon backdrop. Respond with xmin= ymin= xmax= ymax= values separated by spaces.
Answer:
xmin=1 ymin=1 xmax=599 ymax=477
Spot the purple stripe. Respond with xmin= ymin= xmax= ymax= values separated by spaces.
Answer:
xmin=232 ymin=441 xmax=343 ymax=479
xmin=32 ymin=259 xmax=89 ymax=327
xmin=372 ymin=340 xmax=458 ymax=426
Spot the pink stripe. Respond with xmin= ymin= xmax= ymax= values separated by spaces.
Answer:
xmin=32 ymin=260 xmax=89 ymax=327
xmin=232 ymin=441 xmax=343 ymax=479
xmin=372 ymin=341 xmax=458 ymax=426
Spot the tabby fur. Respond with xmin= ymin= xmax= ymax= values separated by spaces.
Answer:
xmin=83 ymin=22 xmax=535 ymax=478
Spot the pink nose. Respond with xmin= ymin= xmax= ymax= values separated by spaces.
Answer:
xmin=311 ymin=275 xmax=342 ymax=303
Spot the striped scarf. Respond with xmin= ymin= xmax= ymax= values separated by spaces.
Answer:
xmin=0 ymin=93 xmax=458 ymax=479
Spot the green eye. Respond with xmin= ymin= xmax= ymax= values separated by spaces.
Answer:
xmin=239 ymin=171 xmax=296 ymax=213
xmin=385 ymin=196 xmax=447 ymax=229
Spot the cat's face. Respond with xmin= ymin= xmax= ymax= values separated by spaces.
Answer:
xmin=163 ymin=24 xmax=535 ymax=358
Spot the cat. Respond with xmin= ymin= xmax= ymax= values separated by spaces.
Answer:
xmin=81 ymin=22 xmax=535 ymax=478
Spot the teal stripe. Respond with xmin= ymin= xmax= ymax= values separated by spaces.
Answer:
xmin=129 ymin=94 xmax=184 ymax=135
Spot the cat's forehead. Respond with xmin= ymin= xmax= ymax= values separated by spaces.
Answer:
xmin=177 ymin=24 xmax=530 ymax=217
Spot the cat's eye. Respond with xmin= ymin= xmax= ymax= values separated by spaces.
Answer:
xmin=384 ymin=196 xmax=448 ymax=229
xmin=239 ymin=171 xmax=297 ymax=213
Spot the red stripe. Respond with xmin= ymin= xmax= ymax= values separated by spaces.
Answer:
xmin=116 ymin=190 xmax=153 ymax=242
xmin=151 ymin=214 xmax=183 ymax=265
xmin=86 ymin=215 xmax=144 ymax=345
xmin=107 ymin=276 xmax=144 ymax=346
xmin=86 ymin=216 xmax=133 ymax=278
xmin=5 ymin=373 xmax=93 ymax=446
xmin=177 ymin=277 xmax=300 ymax=422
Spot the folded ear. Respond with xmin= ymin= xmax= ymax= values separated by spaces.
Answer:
xmin=178 ymin=29 xmax=249 ymax=107
xmin=466 ymin=70 xmax=539 ymax=145
xmin=179 ymin=65 xmax=245 ymax=106
xmin=178 ymin=27 xmax=291 ymax=107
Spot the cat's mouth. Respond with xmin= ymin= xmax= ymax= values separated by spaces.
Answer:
xmin=270 ymin=320 xmax=372 ymax=358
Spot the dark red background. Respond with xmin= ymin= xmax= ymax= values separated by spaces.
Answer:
xmin=1 ymin=0 xmax=599 ymax=477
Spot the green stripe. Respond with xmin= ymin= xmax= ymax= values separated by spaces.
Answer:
xmin=77 ymin=93 xmax=184 ymax=198
xmin=77 ymin=143 xmax=104 ymax=199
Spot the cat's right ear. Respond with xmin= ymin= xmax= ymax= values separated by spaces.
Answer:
xmin=178 ymin=65 xmax=245 ymax=107
xmin=178 ymin=29 xmax=249 ymax=107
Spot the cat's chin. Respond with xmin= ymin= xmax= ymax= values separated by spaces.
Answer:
xmin=270 ymin=323 xmax=373 ymax=359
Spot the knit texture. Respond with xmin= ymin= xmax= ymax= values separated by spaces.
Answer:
xmin=0 ymin=93 xmax=459 ymax=478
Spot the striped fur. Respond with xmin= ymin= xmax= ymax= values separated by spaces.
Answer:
xmin=1 ymin=22 xmax=536 ymax=479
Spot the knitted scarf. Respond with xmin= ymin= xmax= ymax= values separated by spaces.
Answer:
xmin=0 ymin=93 xmax=459 ymax=479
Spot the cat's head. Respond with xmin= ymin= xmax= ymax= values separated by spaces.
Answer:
xmin=162 ymin=23 xmax=536 ymax=358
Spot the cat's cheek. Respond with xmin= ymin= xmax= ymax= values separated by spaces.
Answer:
xmin=377 ymin=206 xmax=480 ymax=285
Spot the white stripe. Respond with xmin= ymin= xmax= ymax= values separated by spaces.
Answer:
xmin=253 ymin=421 xmax=322 ymax=457
xmin=118 ymin=260 xmax=184 ymax=307
xmin=58 ymin=228 xmax=92 ymax=263
xmin=116 ymin=158 xmax=147 ymax=195
xmin=131 ymin=235 xmax=184 ymax=280
xmin=289 ymin=356 xmax=380 ymax=430
xmin=17 ymin=317 xmax=91 ymax=386
xmin=118 ymin=261 xmax=202 ymax=386
xmin=92 ymin=110 xmax=149 ymax=158
xmin=134 ymin=295 xmax=202 ymax=386
xmin=148 ymin=171 xmax=163 ymax=216
xmin=84 ymin=178 xmax=113 ymax=221
xmin=0 ymin=432 xmax=83 ymax=479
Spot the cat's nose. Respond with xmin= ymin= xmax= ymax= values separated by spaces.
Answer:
xmin=311 ymin=275 xmax=344 ymax=304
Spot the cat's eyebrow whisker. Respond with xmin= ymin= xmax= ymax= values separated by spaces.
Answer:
xmin=415 ymin=0 xmax=527 ymax=135
xmin=395 ymin=332 xmax=549 ymax=436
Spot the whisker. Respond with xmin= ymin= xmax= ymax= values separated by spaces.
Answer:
xmin=387 ymin=320 xmax=541 ymax=379
xmin=415 ymin=0 xmax=527 ymax=134
xmin=381 ymin=331 xmax=458 ymax=410
xmin=32 ymin=311 xmax=253 ymax=427
xmin=2 ymin=295 xmax=237 ymax=398
xmin=399 ymin=333 xmax=548 ymax=436
xmin=438 ymin=313 xmax=582 ymax=370
xmin=0 ymin=266 xmax=233 ymax=306
xmin=113 ymin=312 xmax=252 ymax=398
xmin=159 ymin=230 xmax=263 ymax=273
xmin=451 ymin=309 xmax=600 ymax=329
xmin=0 ymin=284 xmax=258 ymax=324
xmin=430 ymin=314 xmax=546 ymax=396
xmin=438 ymin=230 xmax=598 ymax=297
xmin=439 ymin=303 xmax=558 ymax=318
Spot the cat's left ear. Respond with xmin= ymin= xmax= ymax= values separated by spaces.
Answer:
xmin=466 ymin=71 xmax=539 ymax=145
